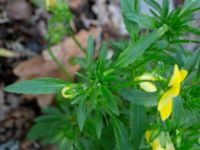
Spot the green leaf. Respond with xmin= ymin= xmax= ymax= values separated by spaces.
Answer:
xmin=120 ymin=0 xmax=140 ymax=40
xmin=115 ymin=25 xmax=168 ymax=68
xmin=111 ymin=116 xmax=131 ymax=150
xmin=172 ymin=96 xmax=185 ymax=128
xmin=185 ymin=48 xmax=200 ymax=74
xmin=196 ymin=60 xmax=200 ymax=81
xmin=120 ymin=0 xmax=139 ymax=14
xmin=144 ymin=0 xmax=162 ymax=14
xmin=4 ymin=78 xmax=66 ymax=94
xmin=42 ymin=106 xmax=63 ymax=115
xmin=35 ymin=115 xmax=61 ymax=123
xmin=120 ymin=0 xmax=140 ymax=14
xmin=159 ymin=132 xmax=166 ymax=148
xmin=99 ymin=42 xmax=107 ymax=62
xmin=180 ymin=0 xmax=200 ymax=17
xmin=119 ymin=89 xmax=158 ymax=107
xmin=130 ymin=104 xmax=145 ymax=149
xmin=161 ymin=0 xmax=169 ymax=19
xmin=100 ymin=86 xmax=119 ymax=115
xmin=77 ymin=99 xmax=86 ymax=131
xmin=87 ymin=35 xmax=94 ymax=70
xmin=95 ymin=110 xmax=103 ymax=139
xmin=186 ymin=26 xmax=200 ymax=36
xmin=111 ymin=40 xmax=129 ymax=53
xmin=28 ymin=123 xmax=52 ymax=140
xmin=124 ymin=17 xmax=139 ymax=41
xmin=125 ymin=12 xmax=155 ymax=29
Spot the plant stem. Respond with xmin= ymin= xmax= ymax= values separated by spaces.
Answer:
xmin=47 ymin=46 xmax=73 ymax=81
xmin=67 ymin=25 xmax=86 ymax=54
xmin=71 ymin=32 xmax=86 ymax=54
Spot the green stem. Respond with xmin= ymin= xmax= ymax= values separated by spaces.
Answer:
xmin=68 ymin=27 xmax=86 ymax=53
xmin=47 ymin=46 xmax=73 ymax=81
xmin=71 ymin=34 xmax=86 ymax=53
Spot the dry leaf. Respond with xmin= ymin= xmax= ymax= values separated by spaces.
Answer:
xmin=69 ymin=0 xmax=83 ymax=10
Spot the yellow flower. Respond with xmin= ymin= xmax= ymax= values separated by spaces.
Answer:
xmin=135 ymin=73 xmax=157 ymax=93
xmin=145 ymin=130 xmax=175 ymax=150
xmin=61 ymin=86 xmax=75 ymax=99
xmin=46 ymin=0 xmax=56 ymax=9
xmin=158 ymin=64 xmax=188 ymax=121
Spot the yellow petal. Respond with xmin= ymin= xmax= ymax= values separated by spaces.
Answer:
xmin=139 ymin=82 xmax=157 ymax=93
xmin=180 ymin=69 xmax=188 ymax=82
xmin=145 ymin=130 xmax=151 ymax=143
xmin=158 ymin=86 xmax=180 ymax=111
xmin=169 ymin=64 xmax=181 ymax=87
xmin=159 ymin=99 xmax=173 ymax=121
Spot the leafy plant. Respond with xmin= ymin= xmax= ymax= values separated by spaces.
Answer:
xmin=5 ymin=0 xmax=200 ymax=150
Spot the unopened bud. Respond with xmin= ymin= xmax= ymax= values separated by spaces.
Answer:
xmin=61 ymin=86 xmax=77 ymax=99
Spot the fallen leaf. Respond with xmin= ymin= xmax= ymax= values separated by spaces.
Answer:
xmin=69 ymin=0 xmax=83 ymax=10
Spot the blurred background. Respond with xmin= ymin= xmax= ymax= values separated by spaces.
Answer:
xmin=0 ymin=0 xmax=199 ymax=149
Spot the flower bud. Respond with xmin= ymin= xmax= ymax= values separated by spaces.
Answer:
xmin=135 ymin=73 xmax=157 ymax=93
xmin=61 ymin=85 xmax=77 ymax=99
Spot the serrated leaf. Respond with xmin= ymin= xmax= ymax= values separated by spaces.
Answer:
xmin=119 ymin=88 xmax=157 ymax=107
xmin=111 ymin=116 xmax=131 ymax=150
xmin=115 ymin=25 xmax=168 ymax=68
xmin=130 ymin=104 xmax=145 ymax=149
xmin=4 ymin=78 xmax=66 ymax=94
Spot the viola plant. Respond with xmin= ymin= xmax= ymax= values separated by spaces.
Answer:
xmin=5 ymin=0 xmax=200 ymax=150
